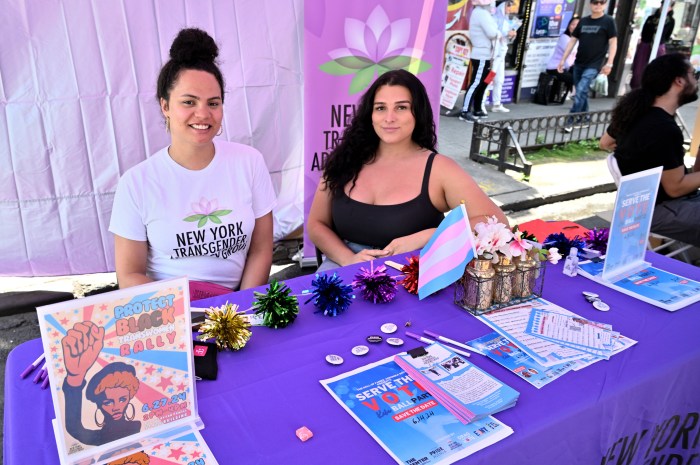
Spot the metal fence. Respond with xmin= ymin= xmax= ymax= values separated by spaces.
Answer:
xmin=469 ymin=109 xmax=692 ymax=175
xmin=468 ymin=110 xmax=612 ymax=176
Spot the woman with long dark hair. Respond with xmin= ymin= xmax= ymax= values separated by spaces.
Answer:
xmin=308 ymin=70 xmax=506 ymax=270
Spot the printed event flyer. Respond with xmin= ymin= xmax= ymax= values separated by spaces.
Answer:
xmin=321 ymin=355 xmax=513 ymax=465
xmin=38 ymin=277 xmax=201 ymax=465
xmin=467 ymin=332 xmax=575 ymax=389
xmin=105 ymin=430 xmax=218 ymax=465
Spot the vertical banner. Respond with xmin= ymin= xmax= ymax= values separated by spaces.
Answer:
xmin=303 ymin=0 xmax=448 ymax=263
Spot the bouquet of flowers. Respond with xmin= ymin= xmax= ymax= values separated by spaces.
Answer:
xmin=473 ymin=217 xmax=562 ymax=264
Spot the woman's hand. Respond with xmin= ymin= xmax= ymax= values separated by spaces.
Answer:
xmin=347 ymin=248 xmax=390 ymax=265
xmin=381 ymin=230 xmax=435 ymax=257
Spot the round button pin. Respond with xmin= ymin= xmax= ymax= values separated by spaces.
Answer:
xmin=325 ymin=354 xmax=344 ymax=365
xmin=380 ymin=323 xmax=397 ymax=334
xmin=582 ymin=291 xmax=599 ymax=298
xmin=367 ymin=335 xmax=383 ymax=344
xmin=386 ymin=337 xmax=404 ymax=346
xmin=593 ymin=300 xmax=610 ymax=312
xmin=351 ymin=345 xmax=369 ymax=356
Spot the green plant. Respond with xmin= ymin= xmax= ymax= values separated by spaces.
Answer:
xmin=524 ymin=139 xmax=605 ymax=164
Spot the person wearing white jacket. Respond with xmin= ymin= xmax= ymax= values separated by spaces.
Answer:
xmin=490 ymin=0 xmax=519 ymax=112
xmin=459 ymin=0 xmax=501 ymax=123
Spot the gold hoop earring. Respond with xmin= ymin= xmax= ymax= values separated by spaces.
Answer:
xmin=95 ymin=409 xmax=105 ymax=428
xmin=125 ymin=403 xmax=135 ymax=421
xmin=165 ymin=117 xmax=170 ymax=133
xmin=216 ymin=125 xmax=223 ymax=137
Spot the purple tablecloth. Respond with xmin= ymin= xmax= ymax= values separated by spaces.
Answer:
xmin=5 ymin=252 xmax=700 ymax=464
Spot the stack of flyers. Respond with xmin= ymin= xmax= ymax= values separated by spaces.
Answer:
xmin=467 ymin=332 xmax=576 ymax=388
xmin=524 ymin=309 xmax=616 ymax=359
xmin=394 ymin=342 xmax=519 ymax=424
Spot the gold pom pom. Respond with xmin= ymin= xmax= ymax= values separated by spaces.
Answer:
xmin=198 ymin=302 xmax=251 ymax=351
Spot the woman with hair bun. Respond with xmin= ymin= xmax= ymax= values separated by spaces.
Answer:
xmin=109 ymin=28 xmax=276 ymax=299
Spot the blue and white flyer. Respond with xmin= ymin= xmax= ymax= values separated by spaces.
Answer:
xmin=320 ymin=356 xmax=513 ymax=465
xmin=578 ymin=259 xmax=700 ymax=311
xmin=467 ymin=332 xmax=575 ymax=388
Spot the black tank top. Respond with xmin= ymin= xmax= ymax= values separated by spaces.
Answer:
xmin=331 ymin=152 xmax=444 ymax=249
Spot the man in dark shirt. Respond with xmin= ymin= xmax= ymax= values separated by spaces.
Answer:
xmin=600 ymin=53 xmax=700 ymax=246
xmin=558 ymin=0 xmax=617 ymax=130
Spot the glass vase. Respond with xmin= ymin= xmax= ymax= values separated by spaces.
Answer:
xmin=513 ymin=254 xmax=538 ymax=298
xmin=493 ymin=255 xmax=516 ymax=303
xmin=463 ymin=258 xmax=495 ymax=311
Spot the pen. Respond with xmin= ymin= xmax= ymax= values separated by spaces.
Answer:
xmin=41 ymin=375 xmax=50 ymax=390
xmin=423 ymin=330 xmax=484 ymax=355
xmin=405 ymin=331 xmax=470 ymax=358
xmin=33 ymin=361 xmax=47 ymax=384
xmin=20 ymin=353 xmax=45 ymax=379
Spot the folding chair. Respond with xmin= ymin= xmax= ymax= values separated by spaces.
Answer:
xmin=606 ymin=153 xmax=694 ymax=263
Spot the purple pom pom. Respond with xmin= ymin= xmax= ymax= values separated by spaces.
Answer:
xmin=352 ymin=262 xmax=399 ymax=304
xmin=585 ymin=227 xmax=609 ymax=254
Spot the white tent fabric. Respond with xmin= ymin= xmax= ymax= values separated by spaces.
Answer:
xmin=0 ymin=0 xmax=304 ymax=276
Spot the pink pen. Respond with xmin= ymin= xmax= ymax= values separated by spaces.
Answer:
xmin=20 ymin=353 xmax=45 ymax=379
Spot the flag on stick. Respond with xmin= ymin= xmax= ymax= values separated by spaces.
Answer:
xmin=418 ymin=204 xmax=476 ymax=300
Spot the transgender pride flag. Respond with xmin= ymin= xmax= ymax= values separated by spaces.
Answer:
xmin=418 ymin=204 xmax=476 ymax=300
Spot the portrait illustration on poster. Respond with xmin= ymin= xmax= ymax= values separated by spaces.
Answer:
xmin=38 ymin=277 xmax=201 ymax=464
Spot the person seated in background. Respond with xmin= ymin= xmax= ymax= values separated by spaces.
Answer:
xmin=600 ymin=53 xmax=700 ymax=247
xmin=546 ymin=15 xmax=580 ymax=98
xmin=630 ymin=1 xmax=675 ymax=90
xmin=109 ymin=28 xmax=277 ymax=298
xmin=308 ymin=70 xmax=507 ymax=271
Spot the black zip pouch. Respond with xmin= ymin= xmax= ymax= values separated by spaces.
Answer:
xmin=193 ymin=340 xmax=218 ymax=380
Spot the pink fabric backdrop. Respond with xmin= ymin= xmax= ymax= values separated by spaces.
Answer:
xmin=0 ymin=0 xmax=303 ymax=276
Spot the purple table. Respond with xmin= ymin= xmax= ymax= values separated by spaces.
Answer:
xmin=5 ymin=252 xmax=700 ymax=464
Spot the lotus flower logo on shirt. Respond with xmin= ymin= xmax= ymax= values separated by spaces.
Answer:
xmin=183 ymin=198 xmax=231 ymax=228
xmin=320 ymin=6 xmax=432 ymax=94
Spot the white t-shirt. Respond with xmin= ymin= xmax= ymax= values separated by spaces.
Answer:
xmin=109 ymin=140 xmax=277 ymax=290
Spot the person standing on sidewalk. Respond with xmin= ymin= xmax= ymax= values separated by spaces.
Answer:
xmin=490 ymin=0 xmax=519 ymax=113
xmin=600 ymin=53 xmax=700 ymax=246
xmin=557 ymin=0 xmax=617 ymax=129
xmin=459 ymin=0 xmax=500 ymax=123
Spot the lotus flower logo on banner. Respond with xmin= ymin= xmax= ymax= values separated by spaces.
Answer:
xmin=319 ymin=6 xmax=433 ymax=94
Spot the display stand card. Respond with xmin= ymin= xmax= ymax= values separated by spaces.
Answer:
xmin=577 ymin=166 xmax=700 ymax=311
xmin=38 ymin=277 xmax=203 ymax=465
xmin=603 ymin=166 xmax=661 ymax=282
